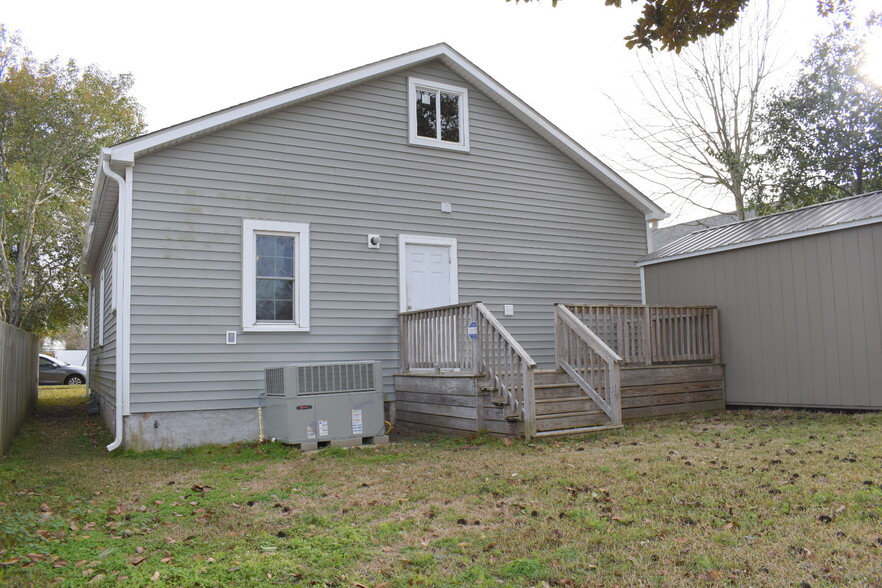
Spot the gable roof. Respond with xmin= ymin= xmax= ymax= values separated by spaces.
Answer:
xmin=638 ymin=191 xmax=882 ymax=266
xmin=84 ymin=43 xmax=665 ymax=273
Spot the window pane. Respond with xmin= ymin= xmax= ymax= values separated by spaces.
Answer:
xmin=256 ymin=256 xmax=274 ymax=277
xmin=256 ymin=235 xmax=275 ymax=256
xmin=276 ymin=237 xmax=293 ymax=258
xmin=256 ymin=235 xmax=295 ymax=279
xmin=274 ymin=280 xmax=293 ymax=300
xmin=256 ymin=299 xmax=275 ymax=321
xmin=275 ymin=256 xmax=294 ymax=278
xmin=256 ymin=277 xmax=295 ymax=321
xmin=275 ymin=301 xmax=293 ymax=321
xmin=256 ymin=279 xmax=276 ymax=300
xmin=439 ymin=93 xmax=460 ymax=143
xmin=416 ymin=89 xmax=437 ymax=139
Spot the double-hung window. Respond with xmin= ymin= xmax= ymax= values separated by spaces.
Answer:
xmin=408 ymin=77 xmax=469 ymax=151
xmin=242 ymin=219 xmax=310 ymax=331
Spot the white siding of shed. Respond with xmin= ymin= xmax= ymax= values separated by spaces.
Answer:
xmin=644 ymin=223 xmax=882 ymax=409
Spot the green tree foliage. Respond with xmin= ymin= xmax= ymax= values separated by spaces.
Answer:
xmin=508 ymin=0 xmax=749 ymax=52
xmin=0 ymin=26 xmax=144 ymax=336
xmin=758 ymin=13 xmax=882 ymax=211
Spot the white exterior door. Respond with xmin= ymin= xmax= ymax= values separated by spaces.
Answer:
xmin=399 ymin=235 xmax=458 ymax=312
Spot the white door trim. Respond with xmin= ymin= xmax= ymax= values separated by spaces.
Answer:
xmin=398 ymin=234 xmax=459 ymax=312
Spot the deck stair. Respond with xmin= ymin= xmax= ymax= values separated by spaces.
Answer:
xmin=492 ymin=368 xmax=622 ymax=437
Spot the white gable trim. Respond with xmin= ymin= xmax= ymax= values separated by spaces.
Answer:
xmin=637 ymin=215 xmax=882 ymax=267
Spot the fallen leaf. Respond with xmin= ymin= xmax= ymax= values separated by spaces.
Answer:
xmin=502 ymin=438 xmax=512 ymax=447
xmin=88 ymin=574 xmax=105 ymax=584
xmin=26 ymin=553 xmax=47 ymax=562
xmin=151 ymin=570 xmax=160 ymax=581
xmin=128 ymin=556 xmax=147 ymax=567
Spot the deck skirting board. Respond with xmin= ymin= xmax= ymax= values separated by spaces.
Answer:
xmin=394 ymin=364 xmax=725 ymax=438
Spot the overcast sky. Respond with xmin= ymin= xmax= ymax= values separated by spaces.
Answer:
xmin=5 ymin=1 xmax=880 ymax=223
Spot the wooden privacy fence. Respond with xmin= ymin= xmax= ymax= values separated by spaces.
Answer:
xmin=0 ymin=322 xmax=39 ymax=455
xmin=565 ymin=305 xmax=720 ymax=365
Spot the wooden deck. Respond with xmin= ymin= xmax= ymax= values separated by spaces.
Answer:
xmin=396 ymin=303 xmax=724 ymax=439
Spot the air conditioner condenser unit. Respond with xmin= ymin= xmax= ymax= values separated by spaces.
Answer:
xmin=263 ymin=361 xmax=387 ymax=449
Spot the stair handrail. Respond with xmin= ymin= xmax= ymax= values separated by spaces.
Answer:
xmin=554 ymin=304 xmax=623 ymax=426
xmin=474 ymin=302 xmax=538 ymax=439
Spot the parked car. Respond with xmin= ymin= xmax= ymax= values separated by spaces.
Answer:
xmin=39 ymin=354 xmax=88 ymax=386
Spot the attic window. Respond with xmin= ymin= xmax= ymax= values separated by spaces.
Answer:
xmin=408 ymin=77 xmax=469 ymax=152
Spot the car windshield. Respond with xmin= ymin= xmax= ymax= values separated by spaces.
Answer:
xmin=42 ymin=356 xmax=69 ymax=366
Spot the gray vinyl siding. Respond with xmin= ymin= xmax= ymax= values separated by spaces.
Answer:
xmin=88 ymin=209 xmax=118 ymax=407
xmin=127 ymin=61 xmax=647 ymax=414
xmin=644 ymin=222 xmax=882 ymax=409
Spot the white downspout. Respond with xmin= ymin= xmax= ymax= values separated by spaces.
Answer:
xmin=642 ymin=219 xmax=658 ymax=306
xmin=101 ymin=155 xmax=131 ymax=451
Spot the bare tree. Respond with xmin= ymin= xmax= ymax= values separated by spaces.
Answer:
xmin=614 ymin=1 xmax=777 ymax=221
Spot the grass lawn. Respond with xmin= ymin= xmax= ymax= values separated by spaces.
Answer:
xmin=1 ymin=388 xmax=881 ymax=586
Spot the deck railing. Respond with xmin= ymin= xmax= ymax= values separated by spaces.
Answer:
xmin=565 ymin=304 xmax=720 ymax=366
xmin=399 ymin=302 xmax=538 ymax=438
xmin=554 ymin=304 xmax=622 ymax=426
xmin=398 ymin=302 xmax=477 ymax=372
xmin=475 ymin=302 xmax=537 ymax=439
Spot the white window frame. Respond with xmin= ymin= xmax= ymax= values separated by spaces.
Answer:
xmin=242 ymin=219 xmax=310 ymax=332
xmin=398 ymin=234 xmax=459 ymax=313
xmin=407 ymin=77 xmax=469 ymax=152
xmin=89 ymin=283 xmax=95 ymax=350
xmin=98 ymin=272 xmax=105 ymax=347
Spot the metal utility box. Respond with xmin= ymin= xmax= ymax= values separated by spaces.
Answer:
xmin=263 ymin=361 xmax=385 ymax=447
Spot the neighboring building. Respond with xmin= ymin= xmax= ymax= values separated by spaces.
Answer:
xmin=652 ymin=210 xmax=756 ymax=251
xmin=82 ymin=44 xmax=669 ymax=450
xmin=639 ymin=191 xmax=882 ymax=410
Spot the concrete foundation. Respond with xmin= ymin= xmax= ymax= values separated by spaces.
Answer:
xmin=124 ymin=408 xmax=260 ymax=451
xmin=95 ymin=392 xmax=117 ymax=436
xmin=96 ymin=400 xmax=396 ymax=452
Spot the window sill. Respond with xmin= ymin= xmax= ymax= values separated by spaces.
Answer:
xmin=408 ymin=137 xmax=469 ymax=153
xmin=242 ymin=324 xmax=310 ymax=333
